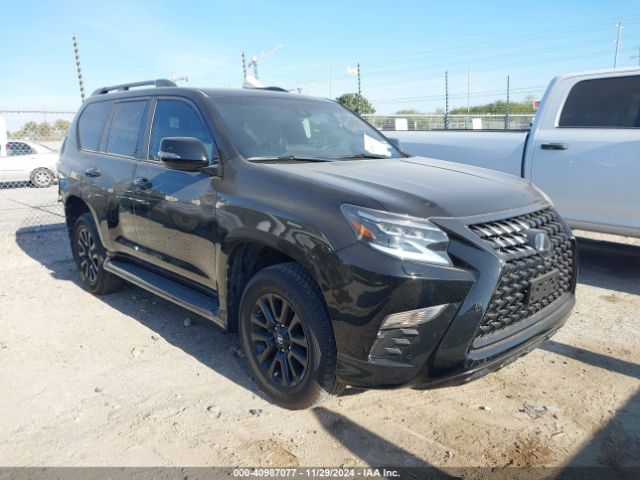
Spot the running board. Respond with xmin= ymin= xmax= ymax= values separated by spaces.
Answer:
xmin=103 ymin=258 xmax=224 ymax=328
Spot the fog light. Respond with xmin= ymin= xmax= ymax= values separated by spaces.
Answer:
xmin=381 ymin=304 xmax=449 ymax=330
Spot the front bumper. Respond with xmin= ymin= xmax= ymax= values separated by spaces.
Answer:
xmin=336 ymin=292 xmax=574 ymax=389
xmin=326 ymin=202 xmax=577 ymax=389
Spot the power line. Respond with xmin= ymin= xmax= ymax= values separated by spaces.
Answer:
xmin=281 ymin=15 xmax=640 ymax=80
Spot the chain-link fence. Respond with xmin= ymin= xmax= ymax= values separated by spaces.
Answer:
xmin=0 ymin=110 xmax=75 ymax=233
xmin=363 ymin=114 xmax=534 ymax=131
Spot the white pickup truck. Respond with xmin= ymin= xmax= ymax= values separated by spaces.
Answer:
xmin=391 ymin=68 xmax=640 ymax=238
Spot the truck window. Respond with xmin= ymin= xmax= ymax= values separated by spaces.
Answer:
xmin=148 ymin=99 xmax=214 ymax=161
xmin=78 ymin=101 xmax=111 ymax=151
xmin=105 ymin=100 xmax=148 ymax=158
xmin=559 ymin=75 xmax=640 ymax=128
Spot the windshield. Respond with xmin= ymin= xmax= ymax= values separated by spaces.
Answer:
xmin=211 ymin=95 xmax=403 ymax=161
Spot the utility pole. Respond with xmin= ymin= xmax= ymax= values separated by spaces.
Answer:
xmin=357 ymin=63 xmax=362 ymax=114
xmin=505 ymin=75 xmax=511 ymax=130
xmin=631 ymin=45 xmax=640 ymax=66
xmin=72 ymin=35 xmax=85 ymax=102
xmin=614 ymin=19 xmax=624 ymax=68
xmin=466 ymin=69 xmax=470 ymax=129
xmin=444 ymin=70 xmax=449 ymax=130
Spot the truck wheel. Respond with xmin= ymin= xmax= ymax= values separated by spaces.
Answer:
xmin=30 ymin=168 xmax=54 ymax=188
xmin=239 ymin=263 xmax=344 ymax=409
xmin=71 ymin=213 xmax=124 ymax=295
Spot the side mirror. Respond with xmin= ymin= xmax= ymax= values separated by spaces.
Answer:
xmin=159 ymin=137 xmax=210 ymax=172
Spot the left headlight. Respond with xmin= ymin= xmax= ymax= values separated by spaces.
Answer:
xmin=341 ymin=204 xmax=452 ymax=266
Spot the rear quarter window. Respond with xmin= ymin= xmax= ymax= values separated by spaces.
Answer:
xmin=78 ymin=101 xmax=112 ymax=151
xmin=559 ymin=75 xmax=640 ymax=128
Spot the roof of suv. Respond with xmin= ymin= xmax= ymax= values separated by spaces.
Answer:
xmin=88 ymin=79 xmax=330 ymax=103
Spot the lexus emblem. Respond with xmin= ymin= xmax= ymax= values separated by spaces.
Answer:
xmin=530 ymin=231 xmax=552 ymax=258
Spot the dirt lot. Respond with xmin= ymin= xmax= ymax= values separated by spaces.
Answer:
xmin=0 ymin=225 xmax=638 ymax=473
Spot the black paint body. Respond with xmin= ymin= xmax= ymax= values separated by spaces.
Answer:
xmin=58 ymin=86 xmax=577 ymax=389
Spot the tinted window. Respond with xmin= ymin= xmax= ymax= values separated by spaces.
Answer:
xmin=105 ymin=100 xmax=148 ymax=157
xmin=148 ymin=100 xmax=214 ymax=161
xmin=559 ymin=76 xmax=640 ymax=128
xmin=78 ymin=101 xmax=111 ymax=151
xmin=6 ymin=142 xmax=35 ymax=156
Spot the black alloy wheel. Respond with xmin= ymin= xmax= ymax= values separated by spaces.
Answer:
xmin=238 ymin=263 xmax=344 ymax=409
xmin=249 ymin=293 xmax=309 ymax=387
xmin=76 ymin=225 xmax=100 ymax=285
xmin=71 ymin=213 xmax=124 ymax=295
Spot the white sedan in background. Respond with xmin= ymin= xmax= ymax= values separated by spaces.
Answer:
xmin=0 ymin=139 xmax=59 ymax=187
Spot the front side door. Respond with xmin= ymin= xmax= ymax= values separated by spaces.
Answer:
xmin=132 ymin=98 xmax=218 ymax=289
xmin=529 ymin=74 xmax=640 ymax=231
xmin=78 ymin=99 xmax=148 ymax=257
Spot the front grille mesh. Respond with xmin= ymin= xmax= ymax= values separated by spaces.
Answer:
xmin=469 ymin=208 xmax=574 ymax=338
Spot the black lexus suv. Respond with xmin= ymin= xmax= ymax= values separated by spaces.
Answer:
xmin=58 ymin=79 xmax=577 ymax=409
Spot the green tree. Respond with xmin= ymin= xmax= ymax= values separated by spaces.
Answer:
xmin=335 ymin=93 xmax=376 ymax=114
xmin=54 ymin=119 xmax=70 ymax=133
xmin=11 ymin=121 xmax=38 ymax=139
xmin=395 ymin=109 xmax=424 ymax=115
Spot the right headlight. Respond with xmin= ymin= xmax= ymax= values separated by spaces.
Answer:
xmin=341 ymin=204 xmax=452 ymax=266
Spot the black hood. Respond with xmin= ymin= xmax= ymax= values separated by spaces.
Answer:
xmin=264 ymin=156 xmax=544 ymax=218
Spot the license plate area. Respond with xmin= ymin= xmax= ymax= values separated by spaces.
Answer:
xmin=527 ymin=269 xmax=560 ymax=304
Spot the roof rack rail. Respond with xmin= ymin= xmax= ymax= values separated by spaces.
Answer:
xmin=91 ymin=79 xmax=177 ymax=96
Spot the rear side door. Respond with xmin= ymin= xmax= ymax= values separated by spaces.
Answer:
xmin=529 ymin=74 xmax=640 ymax=231
xmin=78 ymin=98 xmax=149 ymax=257
xmin=131 ymin=97 xmax=218 ymax=289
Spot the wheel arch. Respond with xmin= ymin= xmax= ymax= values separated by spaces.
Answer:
xmin=63 ymin=195 xmax=107 ymax=247
xmin=220 ymin=237 xmax=328 ymax=332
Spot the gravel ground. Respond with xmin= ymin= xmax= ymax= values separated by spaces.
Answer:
xmin=0 ymin=226 xmax=638 ymax=472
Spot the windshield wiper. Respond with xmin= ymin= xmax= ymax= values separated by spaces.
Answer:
xmin=336 ymin=153 xmax=391 ymax=160
xmin=247 ymin=155 xmax=333 ymax=163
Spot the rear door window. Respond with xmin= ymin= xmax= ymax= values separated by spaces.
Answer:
xmin=559 ymin=75 xmax=640 ymax=128
xmin=78 ymin=101 xmax=111 ymax=151
xmin=105 ymin=100 xmax=148 ymax=158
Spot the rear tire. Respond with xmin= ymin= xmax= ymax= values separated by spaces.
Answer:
xmin=239 ymin=263 xmax=344 ymax=410
xmin=30 ymin=168 xmax=54 ymax=188
xmin=71 ymin=213 xmax=124 ymax=295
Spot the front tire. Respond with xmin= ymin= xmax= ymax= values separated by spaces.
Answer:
xmin=30 ymin=168 xmax=54 ymax=188
xmin=71 ymin=213 xmax=124 ymax=295
xmin=239 ymin=263 xmax=344 ymax=409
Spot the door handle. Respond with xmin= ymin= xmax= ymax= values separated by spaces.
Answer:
xmin=541 ymin=143 xmax=568 ymax=150
xmin=85 ymin=167 xmax=101 ymax=177
xmin=133 ymin=177 xmax=153 ymax=190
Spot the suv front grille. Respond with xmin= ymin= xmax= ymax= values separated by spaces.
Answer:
xmin=469 ymin=208 xmax=574 ymax=338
